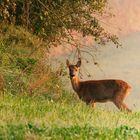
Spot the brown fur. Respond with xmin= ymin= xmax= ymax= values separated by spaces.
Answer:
xmin=66 ymin=58 xmax=132 ymax=112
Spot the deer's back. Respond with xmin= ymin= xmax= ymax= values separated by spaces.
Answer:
xmin=78 ymin=79 xmax=131 ymax=103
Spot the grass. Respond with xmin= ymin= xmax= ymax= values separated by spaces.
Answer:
xmin=0 ymin=93 xmax=140 ymax=139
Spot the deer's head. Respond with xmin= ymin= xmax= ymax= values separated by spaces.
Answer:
xmin=66 ymin=58 xmax=81 ymax=78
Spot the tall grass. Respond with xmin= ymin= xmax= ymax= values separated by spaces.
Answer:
xmin=0 ymin=23 xmax=65 ymax=95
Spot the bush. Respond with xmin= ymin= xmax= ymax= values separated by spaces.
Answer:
xmin=0 ymin=24 xmax=66 ymax=97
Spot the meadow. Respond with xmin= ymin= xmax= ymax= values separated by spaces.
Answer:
xmin=0 ymin=24 xmax=140 ymax=140
xmin=0 ymin=93 xmax=140 ymax=139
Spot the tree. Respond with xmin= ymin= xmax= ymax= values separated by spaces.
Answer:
xmin=0 ymin=0 xmax=120 ymax=55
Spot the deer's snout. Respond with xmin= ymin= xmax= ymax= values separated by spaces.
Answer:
xmin=70 ymin=70 xmax=75 ymax=77
xmin=69 ymin=68 xmax=76 ymax=77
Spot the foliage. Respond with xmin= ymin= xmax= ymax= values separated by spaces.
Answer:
xmin=0 ymin=24 xmax=65 ymax=95
xmin=16 ymin=57 xmax=37 ymax=73
xmin=114 ymin=125 xmax=140 ymax=140
xmin=28 ymin=63 xmax=66 ymax=97
xmin=0 ymin=0 xmax=120 ymax=49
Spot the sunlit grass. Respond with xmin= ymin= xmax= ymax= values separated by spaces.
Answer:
xmin=0 ymin=93 xmax=140 ymax=139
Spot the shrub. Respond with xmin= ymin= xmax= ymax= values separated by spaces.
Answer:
xmin=0 ymin=24 xmax=66 ymax=97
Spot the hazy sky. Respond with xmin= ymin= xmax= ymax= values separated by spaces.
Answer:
xmin=107 ymin=0 xmax=140 ymax=36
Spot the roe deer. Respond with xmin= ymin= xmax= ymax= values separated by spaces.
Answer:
xmin=66 ymin=58 xmax=132 ymax=112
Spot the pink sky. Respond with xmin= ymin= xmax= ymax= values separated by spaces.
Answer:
xmin=106 ymin=0 xmax=140 ymax=36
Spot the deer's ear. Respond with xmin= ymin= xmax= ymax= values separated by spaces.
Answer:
xmin=76 ymin=58 xmax=81 ymax=67
xmin=66 ymin=59 xmax=70 ymax=67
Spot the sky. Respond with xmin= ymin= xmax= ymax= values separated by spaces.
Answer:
xmin=107 ymin=0 xmax=140 ymax=36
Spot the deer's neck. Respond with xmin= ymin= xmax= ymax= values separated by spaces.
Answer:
xmin=71 ymin=76 xmax=80 ymax=92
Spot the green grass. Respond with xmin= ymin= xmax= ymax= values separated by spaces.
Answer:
xmin=0 ymin=93 xmax=140 ymax=140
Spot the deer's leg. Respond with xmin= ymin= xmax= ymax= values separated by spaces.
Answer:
xmin=113 ymin=100 xmax=131 ymax=112
xmin=86 ymin=100 xmax=96 ymax=109
xmin=113 ymin=100 xmax=123 ymax=111
xmin=92 ymin=101 xmax=96 ymax=109
xmin=122 ymin=102 xmax=132 ymax=112
xmin=113 ymin=91 xmax=128 ymax=111
xmin=121 ymin=89 xmax=132 ymax=112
